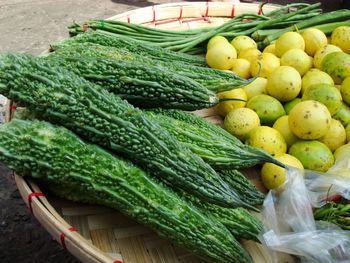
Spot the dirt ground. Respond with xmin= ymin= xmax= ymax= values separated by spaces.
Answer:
xmin=0 ymin=0 xmax=345 ymax=262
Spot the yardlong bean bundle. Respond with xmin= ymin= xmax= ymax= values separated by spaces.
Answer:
xmin=68 ymin=3 xmax=337 ymax=54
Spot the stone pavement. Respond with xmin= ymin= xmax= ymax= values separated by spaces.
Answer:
xmin=0 ymin=0 xmax=343 ymax=262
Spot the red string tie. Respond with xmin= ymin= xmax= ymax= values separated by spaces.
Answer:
xmin=28 ymin=192 xmax=46 ymax=214
xmin=258 ymin=4 xmax=263 ymax=15
xmin=231 ymin=5 xmax=235 ymax=17
xmin=60 ymin=227 xmax=77 ymax=250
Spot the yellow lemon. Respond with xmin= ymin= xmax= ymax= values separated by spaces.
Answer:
xmin=266 ymin=66 xmax=302 ymax=102
xmin=224 ymin=108 xmax=260 ymax=140
xmin=301 ymin=28 xmax=328 ymax=56
xmin=275 ymin=32 xmax=305 ymax=57
xmin=331 ymin=26 xmax=350 ymax=53
xmin=215 ymin=88 xmax=247 ymax=117
xmin=238 ymin=48 xmax=262 ymax=63
xmin=245 ymin=126 xmax=287 ymax=156
xmin=263 ymin=44 xmax=276 ymax=55
xmin=243 ymin=77 xmax=267 ymax=100
xmin=273 ymin=116 xmax=298 ymax=148
xmin=231 ymin=58 xmax=251 ymax=79
xmin=318 ymin=118 xmax=346 ymax=152
xmin=207 ymin=35 xmax=229 ymax=50
xmin=261 ymin=154 xmax=303 ymax=190
xmin=250 ymin=52 xmax=280 ymax=78
xmin=334 ymin=143 xmax=350 ymax=162
xmin=206 ymin=42 xmax=237 ymax=70
xmin=231 ymin=35 xmax=257 ymax=54
xmin=289 ymin=100 xmax=331 ymax=140
xmin=280 ymin=49 xmax=313 ymax=76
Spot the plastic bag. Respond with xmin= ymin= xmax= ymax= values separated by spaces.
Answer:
xmin=260 ymin=167 xmax=350 ymax=263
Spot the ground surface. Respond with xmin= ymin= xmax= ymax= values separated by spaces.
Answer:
xmin=0 ymin=0 xmax=343 ymax=262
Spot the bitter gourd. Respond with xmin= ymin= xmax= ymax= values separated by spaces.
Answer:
xmin=50 ymin=42 xmax=251 ymax=93
xmin=45 ymin=55 xmax=219 ymax=110
xmin=51 ymin=31 xmax=206 ymax=66
xmin=146 ymin=109 xmax=284 ymax=169
xmin=11 ymin=107 xmax=264 ymax=241
xmin=0 ymin=53 xmax=253 ymax=209
xmin=0 ymin=119 xmax=252 ymax=263
xmin=219 ymin=170 xmax=264 ymax=206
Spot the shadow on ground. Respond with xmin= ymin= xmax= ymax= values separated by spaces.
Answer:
xmin=110 ymin=0 xmax=157 ymax=7
xmin=0 ymin=165 xmax=79 ymax=263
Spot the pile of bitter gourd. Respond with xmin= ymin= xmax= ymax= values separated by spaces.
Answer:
xmin=0 ymin=28 xmax=284 ymax=263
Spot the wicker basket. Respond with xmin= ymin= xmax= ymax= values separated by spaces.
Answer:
xmin=13 ymin=2 xmax=295 ymax=263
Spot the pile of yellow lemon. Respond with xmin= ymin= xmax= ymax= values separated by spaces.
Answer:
xmin=206 ymin=26 xmax=350 ymax=190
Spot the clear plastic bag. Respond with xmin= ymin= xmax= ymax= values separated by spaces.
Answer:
xmin=259 ymin=167 xmax=350 ymax=263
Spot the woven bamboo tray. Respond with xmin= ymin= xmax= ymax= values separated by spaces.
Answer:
xmin=13 ymin=1 xmax=296 ymax=263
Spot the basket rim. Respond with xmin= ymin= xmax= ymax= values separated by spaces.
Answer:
xmin=106 ymin=1 xmax=281 ymax=26
xmin=13 ymin=1 xmax=283 ymax=263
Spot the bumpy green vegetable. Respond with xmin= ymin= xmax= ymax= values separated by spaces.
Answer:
xmin=146 ymin=109 xmax=284 ymax=169
xmin=219 ymin=170 xmax=264 ymax=206
xmin=0 ymin=53 xmax=253 ymax=209
xmin=179 ymin=190 xmax=263 ymax=241
xmin=13 ymin=106 xmax=264 ymax=241
xmin=51 ymin=31 xmax=206 ymax=66
xmin=45 ymin=55 xmax=219 ymax=110
xmin=50 ymin=42 xmax=251 ymax=93
xmin=0 ymin=119 xmax=252 ymax=263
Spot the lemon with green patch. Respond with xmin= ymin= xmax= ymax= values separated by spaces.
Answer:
xmin=333 ymin=102 xmax=350 ymax=127
xmin=340 ymin=77 xmax=350 ymax=105
xmin=302 ymin=83 xmax=342 ymax=115
xmin=301 ymin=68 xmax=334 ymax=94
xmin=322 ymin=51 xmax=350 ymax=84
xmin=289 ymin=140 xmax=334 ymax=172
xmin=313 ymin=44 xmax=342 ymax=69
xmin=246 ymin=94 xmax=285 ymax=126
xmin=284 ymin=98 xmax=301 ymax=114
